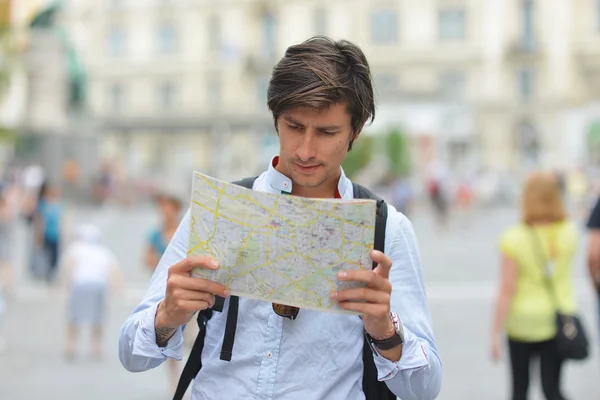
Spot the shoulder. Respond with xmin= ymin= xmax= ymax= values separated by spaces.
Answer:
xmin=500 ymin=224 xmax=525 ymax=241
xmin=498 ymin=224 xmax=527 ymax=255
xmin=499 ymin=224 xmax=527 ymax=242
xmin=383 ymin=202 xmax=417 ymax=248
xmin=557 ymin=219 xmax=579 ymax=241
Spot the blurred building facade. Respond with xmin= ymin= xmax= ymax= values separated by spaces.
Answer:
xmin=51 ymin=0 xmax=600 ymax=188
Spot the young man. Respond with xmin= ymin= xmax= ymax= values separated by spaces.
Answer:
xmin=119 ymin=36 xmax=442 ymax=400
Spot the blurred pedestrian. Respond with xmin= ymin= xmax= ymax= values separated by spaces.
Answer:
xmin=0 ymin=187 xmax=14 ymax=298
xmin=144 ymin=192 xmax=186 ymax=394
xmin=491 ymin=171 xmax=579 ymax=400
xmin=33 ymin=183 xmax=63 ymax=283
xmin=145 ymin=193 xmax=182 ymax=274
xmin=61 ymin=223 xmax=122 ymax=360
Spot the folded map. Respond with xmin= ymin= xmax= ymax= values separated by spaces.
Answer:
xmin=188 ymin=172 xmax=377 ymax=314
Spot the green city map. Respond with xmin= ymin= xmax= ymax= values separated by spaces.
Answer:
xmin=188 ymin=172 xmax=377 ymax=314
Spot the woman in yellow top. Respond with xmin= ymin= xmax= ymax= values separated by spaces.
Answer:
xmin=491 ymin=171 xmax=577 ymax=400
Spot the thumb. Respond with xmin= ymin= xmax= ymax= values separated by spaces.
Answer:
xmin=371 ymin=250 xmax=392 ymax=279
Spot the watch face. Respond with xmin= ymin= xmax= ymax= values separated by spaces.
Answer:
xmin=390 ymin=312 xmax=404 ymax=341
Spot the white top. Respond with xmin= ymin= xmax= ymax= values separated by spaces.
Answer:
xmin=64 ymin=242 xmax=118 ymax=286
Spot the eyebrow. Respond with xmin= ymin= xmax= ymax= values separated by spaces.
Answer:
xmin=282 ymin=116 xmax=342 ymax=131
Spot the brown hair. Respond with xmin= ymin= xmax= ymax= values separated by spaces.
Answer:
xmin=155 ymin=193 xmax=182 ymax=210
xmin=521 ymin=171 xmax=566 ymax=225
xmin=267 ymin=36 xmax=375 ymax=151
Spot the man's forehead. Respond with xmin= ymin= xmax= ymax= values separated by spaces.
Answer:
xmin=280 ymin=103 xmax=351 ymax=126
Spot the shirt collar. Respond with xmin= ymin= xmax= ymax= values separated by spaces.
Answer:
xmin=266 ymin=156 xmax=349 ymax=199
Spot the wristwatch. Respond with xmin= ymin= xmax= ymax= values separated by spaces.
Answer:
xmin=365 ymin=312 xmax=404 ymax=353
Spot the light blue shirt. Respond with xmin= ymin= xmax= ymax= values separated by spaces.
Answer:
xmin=118 ymin=160 xmax=442 ymax=400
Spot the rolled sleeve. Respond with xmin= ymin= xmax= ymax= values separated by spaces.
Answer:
xmin=375 ymin=207 xmax=443 ymax=400
xmin=374 ymin=324 xmax=430 ymax=381
xmin=132 ymin=301 xmax=184 ymax=360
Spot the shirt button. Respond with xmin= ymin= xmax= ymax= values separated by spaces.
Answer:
xmin=267 ymin=352 xmax=272 ymax=358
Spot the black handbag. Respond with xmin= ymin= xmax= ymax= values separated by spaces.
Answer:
xmin=529 ymin=228 xmax=589 ymax=361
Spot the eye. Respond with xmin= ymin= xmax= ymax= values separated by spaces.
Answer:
xmin=323 ymin=131 xmax=337 ymax=136
xmin=287 ymin=124 xmax=301 ymax=131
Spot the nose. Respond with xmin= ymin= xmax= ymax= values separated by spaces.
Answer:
xmin=296 ymin=130 xmax=318 ymax=162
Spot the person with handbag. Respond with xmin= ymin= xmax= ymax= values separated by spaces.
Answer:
xmin=491 ymin=171 xmax=587 ymax=400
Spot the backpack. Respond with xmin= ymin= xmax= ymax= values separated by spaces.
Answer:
xmin=173 ymin=177 xmax=395 ymax=400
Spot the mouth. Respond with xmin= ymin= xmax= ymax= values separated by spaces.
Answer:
xmin=294 ymin=163 xmax=321 ymax=174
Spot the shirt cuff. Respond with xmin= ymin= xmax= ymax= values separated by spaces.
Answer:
xmin=131 ymin=301 xmax=184 ymax=361
xmin=373 ymin=323 xmax=430 ymax=381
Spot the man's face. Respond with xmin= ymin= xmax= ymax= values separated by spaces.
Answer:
xmin=276 ymin=103 xmax=356 ymax=194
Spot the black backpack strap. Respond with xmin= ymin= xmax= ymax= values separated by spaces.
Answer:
xmin=220 ymin=296 xmax=239 ymax=361
xmin=173 ymin=176 xmax=257 ymax=399
xmin=352 ymin=183 xmax=396 ymax=400
xmin=352 ymin=182 xmax=387 ymax=269
xmin=173 ymin=310 xmax=212 ymax=400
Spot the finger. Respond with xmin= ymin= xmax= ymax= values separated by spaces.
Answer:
xmin=174 ymin=299 xmax=212 ymax=313
xmin=370 ymin=250 xmax=392 ymax=279
xmin=332 ymin=287 xmax=390 ymax=305
xmin=337 ymin=301 xmax=388 ymax=318
xmin=170 ymin=256 xmax=219 ymax=274
xmin=337 ymin=270 xmax=391 ymax=293
xmin=169 ymin=275 xmax=230 ymax=298
xmin=174 ymin=288 xmax=216 ymax=305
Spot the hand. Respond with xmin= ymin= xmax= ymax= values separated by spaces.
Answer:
xmin=490 ymin=334 xmax=502 ymax=363
xmin=332 ymin=250 xmax=394 ymax=339
xmin=155 ymin=256 xmax=230 ymax=330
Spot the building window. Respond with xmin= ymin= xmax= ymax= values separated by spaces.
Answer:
xmin=314 ymin=8 xmax=327 ymax=36
xmin=108 ymin=0 xmax=123 ymax=8
xmin=262 ymin=12 xmax=277 ymax=60
xmin=108 ymin=83 xmax=125 ymax=113
xmin=374 ymin=72 xmax=398 ymax=98
xmin=439 ymin=7 xmax=466 ymax=40
xmin=521 ymin=0 xmax=535 ymax=50
xmin=106 ymin=25 xmax=125 ymax=56
xmin=208 ymin=15 xmax=222 ymax=53
xmin=518 ymin=68 xmax=534 ymax=102
xmin=439 ymin=70 xmax=467 ymax=100
xmin=256 ymin=75 xmax=269 ymax=104
xmin=207 ymin=74 xmax=222 ymax=109
xmin=158 ymin=82 xmax=177 ymax=110
xmin=371 ymin=9 xmax=398 ymax=44
xmin=597 ymin=0 xmax=600 ymax=32
xmin=157 ymin=22 xmax=177 ymax=54
xmin=516 ymin=121 xmax=540 ymax=164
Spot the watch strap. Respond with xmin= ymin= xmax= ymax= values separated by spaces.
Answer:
xmin=366 ymin=331 xmax=403 ymax=351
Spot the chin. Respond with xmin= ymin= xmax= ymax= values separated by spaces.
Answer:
xmin=292 ymin=175 xmax=326 ymax=188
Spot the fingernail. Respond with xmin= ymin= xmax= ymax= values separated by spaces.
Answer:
xmin=211 ymin=259 xmax=219 ymax=268
xmin=337 ymin=271 xmax=347 ymax=279
xmin=224 ymin=289 xmax=231 ymax=297
xmin=330 ymin=291 xmax=338 ymax=299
